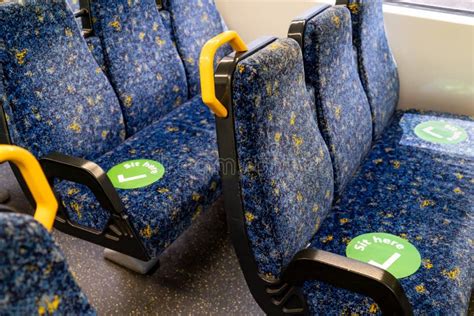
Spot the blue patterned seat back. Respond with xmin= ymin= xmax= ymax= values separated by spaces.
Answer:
xmin=347 ymin=0 xmax=400 ymax=138
xmin=232 ymin=39 xmax=335 ymax=278
xmin=65 ymin=0 xmax=107 ymax=70
xmin=303 ymin=7 xmax=373 ymax=195
xmin=0 ymin=213 xmax=95 ymax=315
xmin=0 ymin=0 xmax=126 ymax=160
xmin=89 ymin=0 xmax=188 ymax=136
xmin=165 ymin=0 xmax=230 ymax=97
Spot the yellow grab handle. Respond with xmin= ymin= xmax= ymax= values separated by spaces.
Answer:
xmin=200 ymin=31 xmax=248 ymax=118
xmin=0 ymin=145 xmax=58 ymax=231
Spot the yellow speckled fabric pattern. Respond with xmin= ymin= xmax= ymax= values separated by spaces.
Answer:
xmin=1 ymin=1 xmax=223 ymax=259
xmin=0 ymin=0 xmax=126 ymax=160
xmin=303 ymin=7 xmax=373 ymax=195
xmin=346 ymin=0 xmax=400 ymax=139
xmin=89 ymin=0 xmax=189 ymax=136
xmin=57 ymin=97 xmax=221 ymax=257
xmin=232 ymin=38 xmax=335 ymax=278
xmin=164 ymin=0 xmax=231 ymax=96
xmin=304 ymin=110 xmax=473 ymax=314
xmin=0 ymin=213 xmax=95 ymax=315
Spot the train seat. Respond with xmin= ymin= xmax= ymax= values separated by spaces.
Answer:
xmin=161 ymin=0 xmax=232 ymax=96
xmin=342 ymin=0 xmax=399 ymax=139
xmin=66 ymin=0 xmax=106 ymax=70
xmin=338 ymin=0 xmax=473 ymax=148
xmin=57 ymin=98 xmax=220 ymax=259
xmin=304 ymin=110 xmax=473 ymax=314
xmin=201 ymin=28 xmax=473 ymax=314
xmin=84 ymin=0 xmax=189 ymax=137
xmin=292 ymin=4 xmax=374 ymax=197
xmin=0 ymin=145 xmax=94 ymax=315
xmin=287 ymin=5 xmax=473 ymax=314
xmin=0 ymin=213 xmax=95 ymax=315
xmin=0 ymin=0 xmax=220 ymax=272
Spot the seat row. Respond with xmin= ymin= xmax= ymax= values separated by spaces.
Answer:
xmin=200 ymin=1 xmax=473 ymax=314
xmin=0 ymin=0 xmax=472 ymax=314
xmin=0 ymin=0 xmax=229 ymax=272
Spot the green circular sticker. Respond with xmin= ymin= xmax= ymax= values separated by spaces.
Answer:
xmin=346 ymin=233 xmax=421 ymax=279
xmin=415 ymin=121 xmax=467 ymax=144
xmin=107 ymin=159 xmax=165 ymax=189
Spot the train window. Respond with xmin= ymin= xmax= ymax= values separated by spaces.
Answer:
xmin=384 ymin=0 xmax=474 ymax=15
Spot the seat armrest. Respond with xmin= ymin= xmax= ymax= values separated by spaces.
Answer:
xmin=40 ymin=153 xmax=149 ymax=260
xmin=281 ymin=249 xmax=413 ymax=316
xmin=40 ymin=152 xmax=125 ymax=219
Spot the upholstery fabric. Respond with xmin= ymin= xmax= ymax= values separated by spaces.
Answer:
xmin=159 ymin=10 xmax=176 ymax=43
xmin=232 ymin=38 xmax=334 ymax=278
xmin=303 ymin=7 xmax=373 ymax=195
xmin=0 ymin=213 xmax=95 ymax=315
xmin=304 ymin=110 xmax=473 ymax=315
xmin=1 ymin=0 xmax=222 ymax=261
xmin=57 ymin=96 xmax=221 ymax=258
xmin=85 ymin=37 xmax=106 ymax=71
xmin=164 ymin=0 xmax=230 ymax=97
xmin=89 ymin=0 xmax=188 ymax=136
xmin=65 ymin=0 xmax=107 ymax=69
xmin=346 ymin=0 xmax=400 ymax=139
xmin=0 ymin=0 xmax=125 ymax=160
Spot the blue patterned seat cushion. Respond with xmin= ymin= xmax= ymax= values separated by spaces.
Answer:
xmin=232 ymin=38 xmax=334 ymax=278
xmin=346 ymin=0 xmax=400 ymax=139
xmin=303 ymin=7 xmax=373 ymax=195
xmin=57 ymin=96 xmax=221 ymax=258
xmin=304 ymin=110 xmax=473 ymax=314
xmin=0 ymin=213 xmax=95 ymax=315
xmin=164 ymin=0 xmax=231 ymax=97
xmin=90 ymin=0 xmax=189 ymax=136
xmin=0 ymin=0 xmax=125 ymax=160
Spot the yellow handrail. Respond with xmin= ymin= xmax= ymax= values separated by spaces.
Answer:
xmin=199 ymin=31 xmax=248 ymax=118
xmin=0 ymin=145 xmax=58 ymax=231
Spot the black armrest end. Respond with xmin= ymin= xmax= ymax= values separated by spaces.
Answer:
xmin=40 ymin=152 xmax=149 ymax=260
xmin=40 ymin=152 xmax=123 ymax=216
xmin=281 ymin=249 xmax=413 ymax=316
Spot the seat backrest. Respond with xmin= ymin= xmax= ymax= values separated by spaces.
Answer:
xmin=0 ymin=213 xmax=94 ymax=315
xmin=65 ymin=0 xmax=107 ymax=70
xmin=231 ymin=38 xmax=334 ymax=278
xmin=89 ymin=0 xmax=188 ymax=136
xmin=0 ymin=0 xmax=125 ymax=160
xmin=346 ymin=0 xmax=400 ymax=138
xmin=302 ymin=6 xmax=372 ymax=195
xmin=164 ymin=0 xmax=230 ymax=97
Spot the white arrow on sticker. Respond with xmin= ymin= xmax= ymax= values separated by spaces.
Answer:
xmin=368 ymin=252 xmax=401 ymax=270
xmin=447 ymin=131 xmax=462 ymax=141
xmin=117 ymin=174 xmax=147 ymax=183
xmin=422 ymin=126 xmax=443 ymax=139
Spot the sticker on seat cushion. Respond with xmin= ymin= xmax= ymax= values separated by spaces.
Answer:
xmin=107 ymin=159 xmax=165 ymax=189
xmin=414 ymin=121 xmax=468 ymax=145
xmin=346 ymin=232 xmax=421 ymax=279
